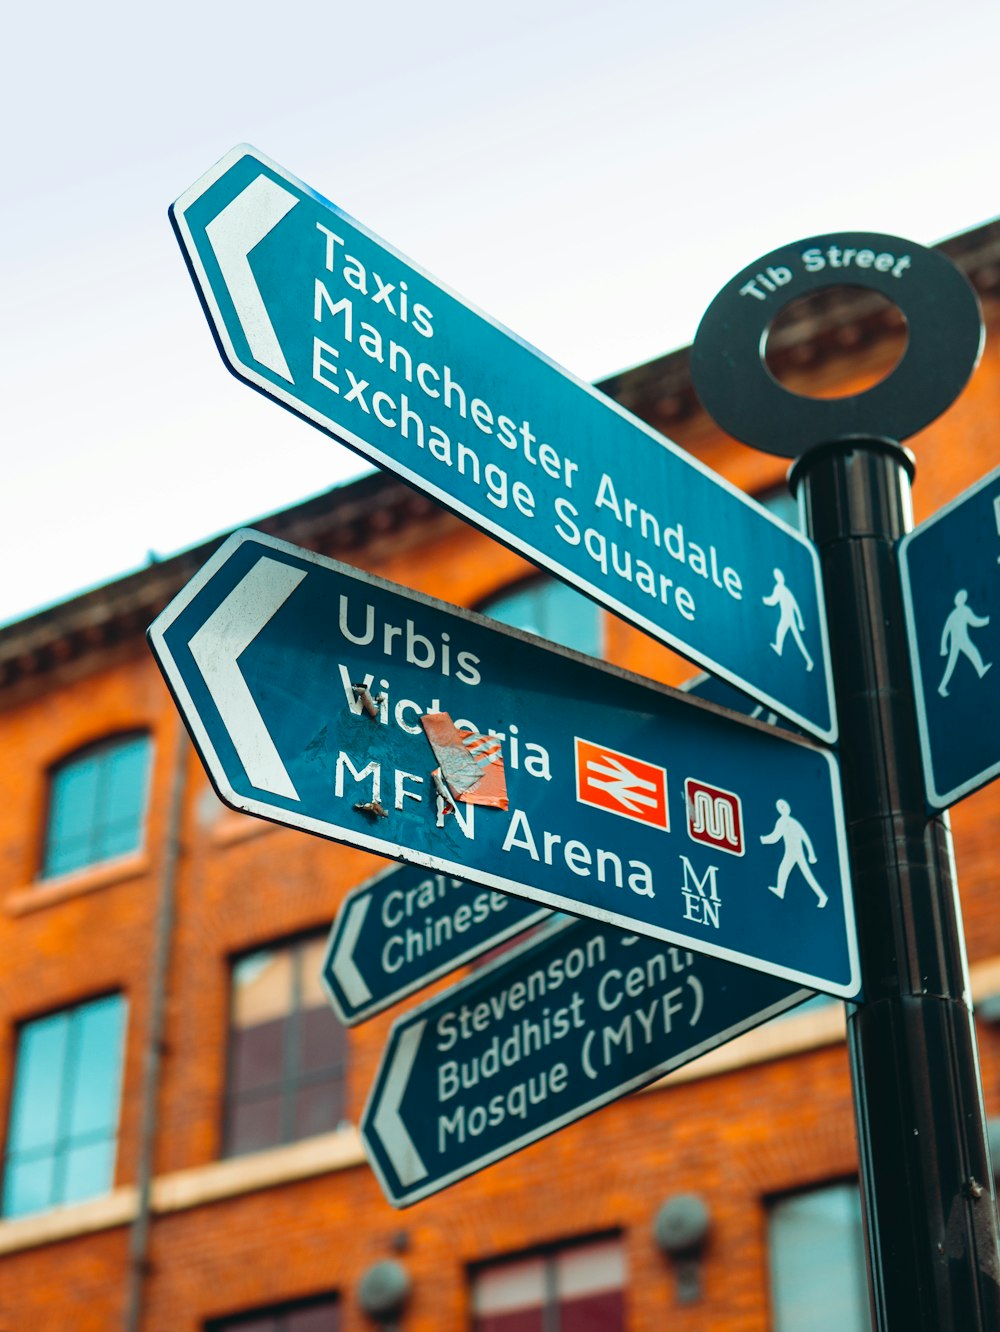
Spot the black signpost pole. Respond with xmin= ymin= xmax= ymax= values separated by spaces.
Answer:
xmin=691 ymin=232 xmax=1000 ymax=1330
xmin=792 ymin=439 xmax=1000 ymax=1330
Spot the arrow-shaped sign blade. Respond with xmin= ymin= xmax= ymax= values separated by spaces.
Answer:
xmin=370 ymin=1019 xmax=429 ymax=1190
xmin=321 ymin=862 xmax=552 ymax=1026
xmin=187 ymin=555 xmax=305 ymax=800
xmin=204 ymin=173 xmax=299 ymax=382
xmin=170 ymin=145 xmax=837 ymax=742
xmin=327 ymin=892 xmax=373 ymax=1009
xmin=148 ymin=529 xmax=860 ymax=1000
xmin=361 ymin=917 xmax=812 ymax=1207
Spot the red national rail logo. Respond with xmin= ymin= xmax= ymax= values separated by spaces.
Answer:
xmin=574 ymin=738 xmax=669 ymax=831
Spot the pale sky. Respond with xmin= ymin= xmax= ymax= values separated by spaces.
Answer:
xmin=2 ymin=0 xmax=998 ymax=626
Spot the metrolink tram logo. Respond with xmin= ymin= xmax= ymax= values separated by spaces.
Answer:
xmin=574 ymin=738 xmax=669 ymax=830
xmin=684 ymin=778 xmax=744 ymax=856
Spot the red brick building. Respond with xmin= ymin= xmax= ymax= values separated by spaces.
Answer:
xmin=1 ymin=221 xmax=999 ymax=1331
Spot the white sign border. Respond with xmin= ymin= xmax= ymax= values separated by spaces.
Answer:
xmin=360 ymin=915 xmax=814 ymax=1207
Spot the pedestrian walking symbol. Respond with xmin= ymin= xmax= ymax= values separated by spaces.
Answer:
xmin=938 ymin=590 xmax=991 ymax=697
xmin=763 ymin=569 xmax=814 ymax=672
xmin=760 ymin=799 xmax=828 ymax=908
xmin=899 ymin=465 xmax=1000 ymax=809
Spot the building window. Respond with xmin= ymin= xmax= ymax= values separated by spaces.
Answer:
xmin=480 ymin=577 xmax=603 ymax=659
xmin=2 ymin=994 xmax=127 ymax=1218
xmin=207 ymin=1293 xmax=340 ymax=1331
xmin=223 ymin=935 xmax=348 ymax=1157
xmin=768 ymin=1183 xmax=871 ymax=1331
xmin=472 ymin=1235 xmax=625 ymax=1332
xmin=41 ymin=732 xmax=152 ymax=879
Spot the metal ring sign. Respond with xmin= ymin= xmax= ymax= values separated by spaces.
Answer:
xmin=690 ymin=232 xmax=983 ymax=458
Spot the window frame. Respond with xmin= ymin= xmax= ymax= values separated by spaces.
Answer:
xmin=1 ymin=991 xmax=128 ymax=1219
xmin=39 ymin=729 xmax=153 ymax=881
xmin=767 ymin=1179 xmax=871 ymax=1332
xmin=469 ymin=1231 xmax=626 ymax=1332
xmin=205 ymin=1290 xmax=341 ymax=1332
xmin=221 ymin=932 xmax=350 ymax=1159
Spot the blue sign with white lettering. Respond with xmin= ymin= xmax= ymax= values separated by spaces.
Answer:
xmin=361 ymin=915 xmax=810 ymax=1206
xmin=899 ymin=465 xmax=1000 ymax=809
xmin=322 ymin=862 xmax=550 ymax=1025
xmin=148 ymin=529 xmax=858 ymax=997
xmin=170 ymin=146 xmax=835 ymax=740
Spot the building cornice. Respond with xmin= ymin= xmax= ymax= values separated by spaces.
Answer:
xmin=0 ymin=473 xmax=444 ymax=693
xmin=597 ymin=217 xmax=1000 ymax=433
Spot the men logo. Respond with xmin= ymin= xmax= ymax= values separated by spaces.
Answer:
xmin=574 ymin=738 xmax=669 ymax=830
xmin=685 ymin=778 xmax=744 ymax=856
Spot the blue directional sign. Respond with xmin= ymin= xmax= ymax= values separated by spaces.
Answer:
xmin=899 ymin=465 xmax=1000 ymax=809
xmin=170 ymin=146 xmax=836 ymax=741
xmin=322 ymin=862 xmax=550 ymax=1025
xmin=148 ymin=528 xmax=858 ymax=997
xmin=361 ymin=915 xmax=811 ymax=1206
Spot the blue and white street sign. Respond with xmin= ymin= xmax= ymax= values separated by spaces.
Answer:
xmin=322 ymin=862 xmax=550 ymax=1025
xmin=361 ymin=915 xmax=811 ymax=1206
xmin=170 ymin=146 xmax=836 ymax=741
xmin=148 ymin=529 xmax=858 ymax=997
xmin=899 ymin=465 xmax=1000 ymax=809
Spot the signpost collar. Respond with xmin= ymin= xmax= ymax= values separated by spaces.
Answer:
xmin=691 ymin=232 xmax=983 ymax=458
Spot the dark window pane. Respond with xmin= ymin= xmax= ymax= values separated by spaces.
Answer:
xmin=211 ymin=1296 xmax=339 ymax=1332
xmin=224 ymin=936 xmax=349 ymax=1158
xmin=226 ymin=1093 xmax=283 ymax=1156
xmin=299 ymin=1005 xmax=345 ymax=1076
xmin=231 ymin=1018 xmax=288 ymax=1093
xmin=287 ymin=1303 xmax=340 ymax=1331
xmin=293 ymin=1081 xmax=343 ymax=1141
xmin=475 ymin=1313 xmax=545 ymax=1332
xmin=474 ymin=1238 xmax=623 ymax=1332
xmin=561 ymin=1291 xmax=625 ymax=1332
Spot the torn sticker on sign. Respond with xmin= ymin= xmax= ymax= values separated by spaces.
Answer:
xmin=420 ymin=712 xmax=509 ymax=810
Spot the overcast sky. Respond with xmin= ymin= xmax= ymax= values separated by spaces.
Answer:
xmin=2 ymin=0 xmax=998 ymax=626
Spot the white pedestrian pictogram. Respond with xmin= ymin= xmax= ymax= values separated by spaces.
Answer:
xmin=762 ymin=568 xmax=814 ymax=672
xmin=760 ymin=799 xmax=827 ymax=908
xmin=937 ymin=589 xmax=991 ymax=697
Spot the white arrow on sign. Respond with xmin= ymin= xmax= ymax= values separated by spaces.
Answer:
xmin=372 ymin=1021 xmax=429 ymax=1187
xmin=205 ymin=174 xmax=299 ymax=382
xmin=328 ymin=893 xmax=374 ymax=1007
xmin=188 ymin=556 xmax=306 ymax=800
